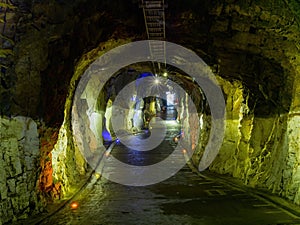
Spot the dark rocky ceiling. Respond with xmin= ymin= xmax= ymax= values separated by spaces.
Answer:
xmin=1 ymin=0 xmax=299 ymax=125
xmin=165 ymin=0 xmax=298 ymax=115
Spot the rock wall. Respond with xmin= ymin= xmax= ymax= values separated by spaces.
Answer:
xmin=0 ymin=0 xmax=141 ymax=201
xmin=286 ymin=113 xmax=300 ymax=203
xmin=0 ymin=116 xmax=44 ymax=224
xmin=284 ymin=57 xmax=300 ymax=204
xmin=51 ymin=39 xmax=131 ymax=196
xmin=208 ymin=75 xmax=300 ymax=204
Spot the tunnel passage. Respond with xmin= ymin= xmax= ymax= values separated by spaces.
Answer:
xmin=0 ymin=0 xmax=300 ymax=224
xmin=51 ymin=34 xmax=299 ymax=197
xmin=69 ymin=51 xmax=217 ymax=186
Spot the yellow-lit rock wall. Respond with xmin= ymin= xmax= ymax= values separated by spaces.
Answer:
xmin=284 ymin=56 xmax=300 ymax=204
xmin=209 ymin=74 xmax=300 ymax=204
xmin=0 ymin=117 xmax=44 ymax=224
xmin=51 ymin=39 xmax=131 ymax=197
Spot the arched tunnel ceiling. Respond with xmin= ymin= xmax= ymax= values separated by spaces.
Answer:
xmin=98 ymin=0 xmax=298 ymax=116
xmin=3 ymin=0 xmax=299 ymax=124
xmin=164 ymin=0 xmax=298 ymax=115
xmin=103 ymin=63 xmax=206 ymax=113
xmin=71 ymin=0 xmax=298 ymax=118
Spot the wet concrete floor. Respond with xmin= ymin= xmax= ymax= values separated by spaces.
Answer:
xmin=24 ymin=120 xmax=300 ymax=225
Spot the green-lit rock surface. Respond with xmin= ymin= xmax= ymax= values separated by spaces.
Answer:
xmin=0 ymin=117 xmax=43 ymax=224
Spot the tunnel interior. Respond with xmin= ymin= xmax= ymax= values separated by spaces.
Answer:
xmin=0 ymin=0 xmax=300 ymax=223
xmin=76 ymin=62 xmax=209 ymax=167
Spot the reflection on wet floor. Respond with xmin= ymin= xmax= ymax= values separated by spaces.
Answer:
xmin=36 ymin=166 xmax=300 ymax=225
xmin=111 ymin=121 xmax=181 ymax=166
xmin=26 ymin=120 xmax=300 ymax=225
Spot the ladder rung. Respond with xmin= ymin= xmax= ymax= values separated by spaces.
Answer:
xmin=152 ymin=48 xmax=164 ymax=51
xmin=152 ymin=51 xmax=165 ymax=54
xmin=151 ymin=46 xmax=164 ymax=51
xmin=144 ymin=1 xmax=163 ymax=5
xmin=152 ymin=47 xmax=164 ymax=49
xmin=145 ymin=10 xmax=163 ymax=16
xmin=149 ymin=37 xmax=164 ymax=40
xmin=150 ymin=42 xmax=164 ymax=45
xmin=150 ymin=43 xmax=164 ymax=47
xmin=143 ymin=1 xmax=163 ymax=8
xmin=139 ymin=1 xmax=168 ymax=9
xmin=147 ymin=22 xmax=162 ymax=27
xmin=152 ymin=57 xmax=165 ymax=60
xmin=149 ymin=33 xmax=164 ymax=36
xmin=146 ymin=16 xmax=161 ymax=20
xmin=148 ymin=28 xmax=163 ymax=32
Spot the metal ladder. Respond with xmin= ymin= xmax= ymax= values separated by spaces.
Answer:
xmin=139 ymin=0 xmax=167 ymax=75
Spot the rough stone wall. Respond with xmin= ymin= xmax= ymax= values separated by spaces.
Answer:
xmin=286 ymin=113 xmax=300 ymax=203
xmin=0 ymin=0 xmax=141 ymax=201
xmin=169 ymin=0 xmax=298 ymax=116
xmin=284 ymin=56 xmax=300 ymax=204
xmin=171 ymin=0 xmax=300 ymax=205
xmin=209 ymin=75 xmax=300 ymax=204
xmin=1 ymin=0 xmax=138 ymax=122
xmin=51 ymin=39 xmax=131 ymax=196
xmin=0 ymin=116 xmax=44 ymax=224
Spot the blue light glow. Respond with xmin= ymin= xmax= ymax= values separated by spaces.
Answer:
xmin=136 ymin=72 xmax=154 ymax=87
xmin=102 ymin=129 xmax=112 ymax=141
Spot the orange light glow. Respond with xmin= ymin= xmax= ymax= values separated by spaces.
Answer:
xmin=182 ymin=149 xmax=187 ymax=154
xmin=105 ymin=151 xmax=110 ymax=157
xmin=70 ymin=201 xmax=79 ymax=210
